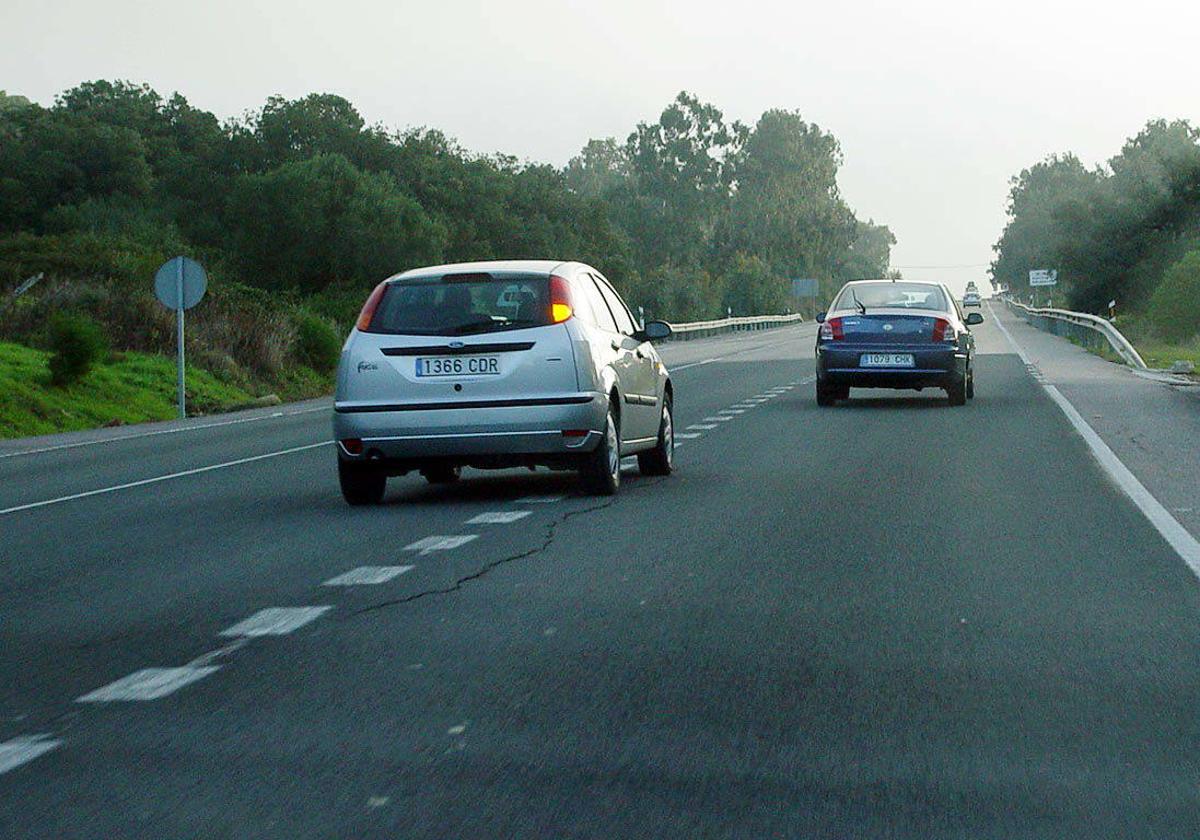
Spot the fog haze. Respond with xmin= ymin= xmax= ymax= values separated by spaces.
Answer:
xmin=4 ymin=0 xmax=1197 ymax=295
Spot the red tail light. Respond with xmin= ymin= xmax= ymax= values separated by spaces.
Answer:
xmin=341 ymin=438 xmax=364 ymax=455
xmin=549 ymin=275 xmax=574 ymax=323
xmin=819 ymin=317 xmax=845 ymax=341
xmin=355 ymin=282 xmax=388 ymax=331
xmin=931 ymin=318 xmax=955 ymax=342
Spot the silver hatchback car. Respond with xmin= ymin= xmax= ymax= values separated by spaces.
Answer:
xmin=332 ymin=260 xmax=675 ymax=504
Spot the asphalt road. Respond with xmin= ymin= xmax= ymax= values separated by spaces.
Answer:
xmin=2 ymin=317 xmax=1199 ymax=838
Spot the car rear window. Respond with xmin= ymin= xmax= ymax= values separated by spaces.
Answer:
xmin=365 ymin=273 xmax=551 ymax=336
xmin=834 ymin=282 xmax=948 ymax=312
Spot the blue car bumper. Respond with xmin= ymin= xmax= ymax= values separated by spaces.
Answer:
xmin=816 ymin=344 xmax=967 ymax=389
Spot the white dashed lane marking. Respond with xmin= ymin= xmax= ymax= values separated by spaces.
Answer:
xmin=405 ymin=535 xmax=479 ymax=554
xmin=466 ymin=511 xmax=532 ymax=525
xmin=702 ymin=416 xmax=733 ymax=423
xmin=687 ymin=424 xmax=718 ymax=431
xmin=516 ymin=495 xmax=565 ymax=504
xmin=323 ymin=566 xmax=414 ymax=586
xmin=219 ymin=606 xmax=332 ymax=637
xmin=0 ymin=734 xmax=62 ymax=775
xmin=718 ymin=409 xmax=745 ymax=415
xmin=675 ymin=433 xmax=702 ymax=440
xmin=77 ymin=667 xmax=220 ymax=702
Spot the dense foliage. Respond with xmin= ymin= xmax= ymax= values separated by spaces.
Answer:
xmin=46 ymin=312 xmax=107 ymax=386
xmin=1 ymin=83 xmax=890 ymax=329
xmin=991 ymin=120 xmax=1200 ymax=340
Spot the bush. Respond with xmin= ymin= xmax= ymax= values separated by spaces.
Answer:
xmin=293 ymin=310 xmax=341 ymax=373
xmin=1148 ymin=250 xmax=1200 ymax=342
xmin=47 ymin=312 xmax=108 ymax=386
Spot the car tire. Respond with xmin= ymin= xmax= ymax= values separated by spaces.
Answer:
xmin=816 ymin=382 xmax=840 ymax=407
xmin=966 ymin=372 xmax=975 ymax=400
xmin=421 ymin=465 xmax=461 ymax=485
xmin=581 ymin=404 xmax=620 ymax=495
xmin=947 ymin=379 xmax=967 ymax=406
xmin=638 ymin=396 xmax=674 ymax=476
xmin=339 ymin=459 xmax=386 ymax=505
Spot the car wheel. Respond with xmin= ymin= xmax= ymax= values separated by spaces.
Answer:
xmin=816 ymin=382 xmax=839 ymax=406
xmin=966 ymin=372 xmax=975 ymax=399
xmin=339 ymin=459 xmax=386 ymax=505
xmin=421 ymin=465 xmax=461 ymax=485
xmin=947 ymin=379 xmax=967 ymax=406
xmin=581 ymin=404 xmax=620 ymax=495
xmin=638 ymin=396 xmax=674 ymax=476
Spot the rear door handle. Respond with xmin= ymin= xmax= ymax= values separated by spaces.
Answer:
xmin=611 ymin=340 xmax=622 ymax=351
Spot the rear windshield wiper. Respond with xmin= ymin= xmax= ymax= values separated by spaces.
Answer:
xmin=446 ymin=318 xmax=541 ymax=336
xmin=851 ymin=291 xmax=867 ymax=315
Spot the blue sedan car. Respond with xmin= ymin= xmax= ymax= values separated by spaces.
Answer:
xmin=814 ymin=280 xmax=983 ymax=406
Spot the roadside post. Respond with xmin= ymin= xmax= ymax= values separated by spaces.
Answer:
xmin=153 ymin=256 xmax=207 ymax=419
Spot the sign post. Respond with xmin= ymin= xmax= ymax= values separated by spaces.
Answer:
xmin=153 ymin=257 xmax=207 ymax=419
xmin=790 ymin=278 xmax=820 ymax=319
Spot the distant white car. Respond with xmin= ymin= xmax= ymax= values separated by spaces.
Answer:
xmin=963 ymin=292 xmax=982 ymax=307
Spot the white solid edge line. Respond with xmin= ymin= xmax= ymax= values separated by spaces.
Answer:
xmin=990 ymin=303 xmax=1200 ymax=577
xmin=0 ymin=441 xmax=329 ymax=516
xmin=0 ymin=404 xmax=329 ymax=460
xmin=0 ymin=734 xmax=62 ymax=776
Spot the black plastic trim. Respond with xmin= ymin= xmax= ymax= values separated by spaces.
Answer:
xmin=380 ymin=342 xmax=536 ymax=356
xmin=335 ymin=395 xmax=593 ymax=413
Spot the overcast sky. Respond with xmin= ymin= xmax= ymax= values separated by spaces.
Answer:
xmin=3 ymin=0 xmax=1199 ymax=295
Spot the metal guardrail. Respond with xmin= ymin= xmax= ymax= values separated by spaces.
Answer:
xmin=663 ymin=313 xmax=806 ymax=341
xmin=1001 ymin=297 xmax=1147 ymax=369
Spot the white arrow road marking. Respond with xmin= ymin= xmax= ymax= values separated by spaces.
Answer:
xmin=219 ymin=606 xmax=332 ymax=637
xmin=404 ymin=535 xmax=478 ymax=554
xmin=0 ymin=734 xmax=62 ymax=775
xmin=323 ymin=566 xmax=414 ymax=586
xmin=466 ymin=511 xmax=532 ymax=525
xmin=77 ymin=667 xmax=220 ymax=702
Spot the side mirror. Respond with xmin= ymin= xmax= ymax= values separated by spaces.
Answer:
xmin=815 ymin=312 xmax=826 ymax=323
xmin=965 ymin=312 xmax=984 ymax=326
xmin=636 ymin=320 xmax=672 ymax=342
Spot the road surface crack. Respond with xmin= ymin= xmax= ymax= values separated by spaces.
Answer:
xmin=350 ymin=478 xmax=667 ymax=618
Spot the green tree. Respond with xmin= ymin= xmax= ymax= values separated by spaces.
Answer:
xmin=723 ymin=252 xmax=789 ymax=315
xmin=1148 ymin=250 xmax=1200 ymax=341
xmin=624 ymin=92 xmax=743 ymax=268
xmin=225 ymin=153 xmax=447 ymax=291
xmin=724 ymin=109 xmax=856 ymax=281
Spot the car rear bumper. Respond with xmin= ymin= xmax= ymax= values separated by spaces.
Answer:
xmin=816 ymin=344 xmax=967 ymax=389
xmin=332 ymin=392 xmax=608 ymax=462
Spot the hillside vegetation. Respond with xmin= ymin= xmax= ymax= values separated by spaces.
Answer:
xmin=991 ymin=120 xmax=1200 ymax=352
xmin=0 ymin=82 xmax=893 ymax=437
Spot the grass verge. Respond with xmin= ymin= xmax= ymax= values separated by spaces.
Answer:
xmin=0 ymin=340 xmax=331 ymax=439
